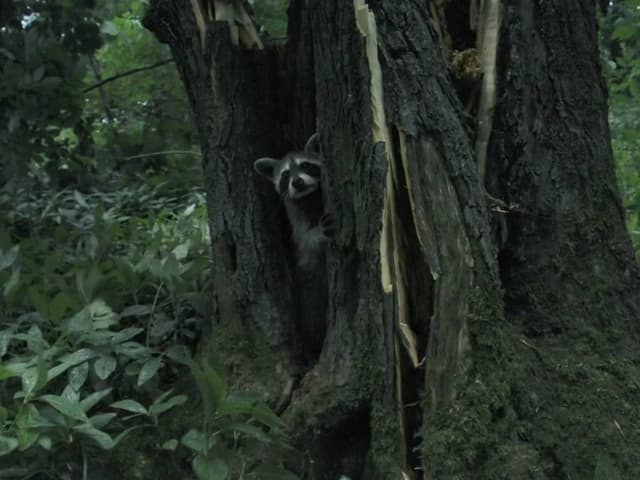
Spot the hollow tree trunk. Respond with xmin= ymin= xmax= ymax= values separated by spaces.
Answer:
xmin=144 ymin=1 xmax=640 ymax=478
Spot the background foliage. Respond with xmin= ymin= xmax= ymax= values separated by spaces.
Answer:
xmin=601 ymin=0 xmax=640 ymax=250
xmin=0 ymin=0 xmax=637 ymax=478
xmin=1 ymin=0 xmax=293 ymax=478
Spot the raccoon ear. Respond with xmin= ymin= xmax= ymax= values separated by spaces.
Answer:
xmin=303 ymin=133 xmax=321 ymax=156
xmin=254 ymin=157 xmax=279 ymax=179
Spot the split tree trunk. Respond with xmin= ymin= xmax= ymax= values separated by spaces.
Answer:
xmin=144 ymin=1 xmax=640 ymax=478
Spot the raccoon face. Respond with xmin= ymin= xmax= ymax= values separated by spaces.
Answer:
xmin=254 ymin=133 xmax=324 ymax=200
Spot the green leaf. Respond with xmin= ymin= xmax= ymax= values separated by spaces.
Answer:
xmin=181 ymin=429 xmax=207 ymax=454
xmin=88 ymin=299 xmax=118 ymax=329
xmin=100 ymin=20 xmax=119 ymax=36
xmin=15 ymin=404 xmax=40 ymax=450
xmin=0 ymin=436 xmax=18 ymax=456
xmin=110 ymin=399 xmax=148 ymax=415
xmin=1 ymin=361 xmax=26 ymax=380
xmin=80 ymin=388 xmax=113 ymax=412
xmin=162 ymin=439 xmax=178 ymax=451
xmin=72 ymin=422 xmax=114 ymax=449
xmin=89 ymin=413 xmax=117 ymax=429
xmin=0 ymin=332 xmax=9 ymax=358
xmin=0 ymin=245 xmax=19 ymax=271
xmin=225 ymin=422 xmax=271 ymax=443
xmin=172 ymin=242 xmax=189 ymax=260
xmin=21 ymin=353 xmax=49 ymax=398
xmin=61 ymin=384 xmax=80 ymax=402
xmin=2 ymin=269 xmax=20 ymax=297
xmin=49 ymin=291 xmax=75 ymax=323
xmin=94 ymin=355 xmax=117 ymax=380
xmin=183 ymin=203 xmax=196 ymax=216
xmin=73 ymin=190 xmax=88 ymax=208
xmin=216 ymin=394 xmax=258 ymax=417
xmin=612 ymin=22 xmax=636 ymax=41
xmin=137 ymin=357 xmax=163 ymax=387
xmin=115 ymin=341 xmax=147 ymax=359
xmin=47 ymin=348 xmax=97 ymax=381
xmin=192 ymin=454 xmax=229 ymax=480
xmin=238 ymin=402 xmax=282 ymax=430
xmin=31 ymin=65 xmax=45 ymax=83
xmin=68 ymin=361 xmax=90 ymax=390
xmin=110 ymin=327 xmax=144 ymax=344
xmin=37 ymin=436 xmax=52 ymax=450
xmin=38 ymin=394 xmax=89 ymax=422
xmin=75 ymin=270 xmax=104 ymax=304
xmin=66 ymin=299 xmax=118 ymax=331
xmin=165 ymin=344 xmax=189 ymax=365
xmin=149 ymin=394 xmax=187 ymax=417
xmin=23 ymin=326 xmax=46 ymax=353
xmin=202 ymin=360 xmax=226 ymax=407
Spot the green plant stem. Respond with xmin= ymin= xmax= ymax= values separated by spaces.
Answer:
xmin=146 ymin=281 xmax=164 ymax=347
xmin=82 ymin=444 xmax=88 ymax=480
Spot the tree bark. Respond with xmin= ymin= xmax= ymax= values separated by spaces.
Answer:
xmin=144 ymin=0 xmax=640 ymax=478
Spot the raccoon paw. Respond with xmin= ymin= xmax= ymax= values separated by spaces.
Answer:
xmin=320 ymin=213 xmax=337 ymax=238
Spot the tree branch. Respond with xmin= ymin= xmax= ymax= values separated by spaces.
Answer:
xmin=82 ymin=58 xmax=174 ymax=93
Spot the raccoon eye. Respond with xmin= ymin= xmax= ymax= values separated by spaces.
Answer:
xmin=281 ymin=170 xmax=290 ymax=181
xmin=299 ymin=162 xmax=321 ymax=178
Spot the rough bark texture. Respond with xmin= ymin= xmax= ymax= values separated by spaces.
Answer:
xmin=144 ymin=0 xmax=640 ymax=479
xmin=487 ymin=1 xmax=640 ymax=476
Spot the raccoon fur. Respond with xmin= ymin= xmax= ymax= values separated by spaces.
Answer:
xmin=254 ymin=133 xmax=334 ymax=360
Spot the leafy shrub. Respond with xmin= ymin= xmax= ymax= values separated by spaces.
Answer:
xmin=0 ymin=183 xmax=296 ymax=479
xmin=181 ymin=356 xmax=296 ymax=480
xmin=0 ymin=184 xmax=207 ymax=477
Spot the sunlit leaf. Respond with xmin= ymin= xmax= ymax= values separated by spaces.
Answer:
xmin=68 ymin=361 xmax=90 ymax=391
xmin=100 ymin=20 xmax=120 ymax=36
xmin=0 ymin=245 xmax=19 ymax=271
xmin=172 ymin=242 xmax=189 ymax=260
xmin=0 ymin=436 xmax=18 ymax=456
xmin=47 ymin=348 xmax=97 ymax=381
xmin=3 ymin=269 xmax=20 ymax=297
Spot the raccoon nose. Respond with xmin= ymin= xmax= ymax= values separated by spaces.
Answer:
xmin=292 ymin=178 xmax=305 ymax=190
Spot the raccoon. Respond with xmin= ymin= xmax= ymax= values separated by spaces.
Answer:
xmin=254 ymin=133 xmax=334 ymax=360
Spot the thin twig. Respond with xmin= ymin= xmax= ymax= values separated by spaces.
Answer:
xmin=83 ymin=58 xmax=174 ymax=93
xmin=123 ymin=150 xmax=202 ymax=161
